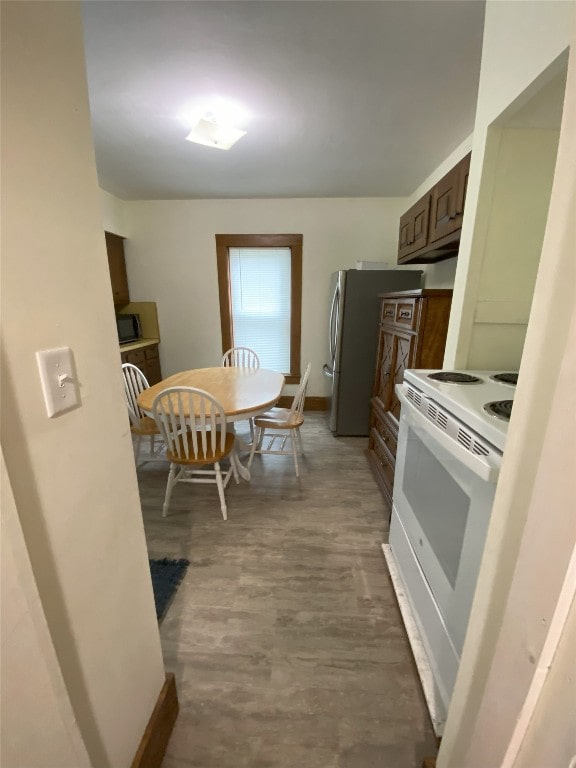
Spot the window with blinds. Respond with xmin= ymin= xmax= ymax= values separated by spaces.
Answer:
xmin=216 ymin=234 xmax=302 ymax=384
xmin=229 ymin=247 xmax=291 ymax=372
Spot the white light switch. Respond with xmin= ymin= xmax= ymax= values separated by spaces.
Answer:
xmin=36 ymin=347 xmax=80 ymax=417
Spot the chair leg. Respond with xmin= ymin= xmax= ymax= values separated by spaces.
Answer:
xmin=230 ymin=451 xmax=240 ymax=484
xmin=249 ymin=418 xmax=255 ymax=442
xmin=135 ymin=434 xmax=142 ymax=466
xmin=162 ymin=464 xmax=177 ymax=518
xmin=149 ymin=434 xmax=155 ymax=459
xmin=290 ymin=430 xmax=300 ymax=477
xmin=296 ymin=427 xmax=304 ymax=455
xmin=214 ymin=462 xmax=228 ymax=521
xmin=248 ymin=426 xmax=260 ymax=469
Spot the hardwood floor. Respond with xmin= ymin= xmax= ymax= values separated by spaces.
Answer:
xmin=136 ymin=412 xmax=437 ymax=768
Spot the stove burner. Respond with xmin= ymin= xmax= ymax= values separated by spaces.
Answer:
xmin=428 ymin=371 xmax=483 ymax=384
xmin=491 ymin=373 xmax=518 ymax=386
xmin=484 ymin=400 xmax=513 ymax=421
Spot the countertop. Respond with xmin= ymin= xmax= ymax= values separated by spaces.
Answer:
xmin=119 ymin=337 xmax=160 ymax=353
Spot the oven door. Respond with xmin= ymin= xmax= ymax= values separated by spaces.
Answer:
xmin=392 ymin=388 xmax=498 ymax=653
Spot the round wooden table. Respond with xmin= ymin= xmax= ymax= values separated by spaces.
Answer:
xmin=137 ymin=367 xmax=285 ymax=480
xmin=137 ymin=367 xmax=284 ymax=420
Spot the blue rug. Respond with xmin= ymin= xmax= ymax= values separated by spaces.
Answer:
xmin=149 ymin=558 xmax=190 ymax=621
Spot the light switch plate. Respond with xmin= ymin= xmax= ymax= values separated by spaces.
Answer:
xmin=36 ymin=347 xmax=80 ymax=417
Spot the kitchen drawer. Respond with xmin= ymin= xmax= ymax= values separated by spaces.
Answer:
xmin=122 ymin=349 xmax=146 ymax=368
xmin=369 ymin=426 xmax=396 ymax=496
xmin=371 ymin=404 xmax=398 ymax=460
xmin=395 ymin=299 xmax=418 ymax=330
xmin=146 ymin=355 xmax=162 ymax=385
xmin=381 ymin=300 xmax=397 ymax=324
xmin=144 ymin=344 xmax=159 ymax=360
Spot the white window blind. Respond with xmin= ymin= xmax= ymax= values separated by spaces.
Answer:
xmin=229 ymin=247 xmax=291 ymax=372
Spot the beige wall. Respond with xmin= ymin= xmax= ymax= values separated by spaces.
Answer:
xmin=467 ymin=124 xmax=561 ymax=368
xmin=444 ymin=0 xmax=574 ymax=368
xmin=515 ymin=595 xmax=576 ymax=768
xmin=438 ymin=4 xmax=576 ymax=765
xmin=1 ymin=3 xmax=165 ymax=766
xmin=122 ymin=197 xmax=410 ymax=396
xmin=101 ymin=189 xmax=129 ymax=237
xmin=1 ymin=451 xmax=91 ymax=768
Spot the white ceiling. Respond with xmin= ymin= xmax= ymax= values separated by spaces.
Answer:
xmin=81 ymin=1 xmax=486 ymax=200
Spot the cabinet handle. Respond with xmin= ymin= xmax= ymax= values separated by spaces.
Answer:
xmin=384 ymin=309 xmax=394 ymax=317
xmin=399 ymin=309 xmax=412 ymax=319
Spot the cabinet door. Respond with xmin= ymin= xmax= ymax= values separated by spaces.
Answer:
xmin=429 ymin=153 xmax=471 ymax=244
xmin=369 ymin=423 xmax=396 ymax=507
xmin=144 ymin=344 xmax=162 ymax=385
xmin=374 ymin=328 xmax=396 ymax=411
xmin=145 ymin=356 xmax=162 ymax=385
xmin=122 ymin=349 xmax=146 ymax=369
xmin=398 ymin=194 xmax=430 ymax=260
xmin=389 ymin=332 xmax=416 ymax=423
xmin=455 ymin=152 xmax=471 ymax=219
xmin=105 ymin=231 xmax=130 ymax=306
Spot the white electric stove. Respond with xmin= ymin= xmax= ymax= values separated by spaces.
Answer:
xmin=403 ymin=369 xmax=517 ymax=452
xmin=384 ymin=369 xmax=518 ymax=734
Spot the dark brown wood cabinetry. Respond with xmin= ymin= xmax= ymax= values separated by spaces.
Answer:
xmin=368 ymin=289 xmax=452 ymax=510
xmin=143 ymin=344 xmax=162 ymax=385
xmin=121 ymin=343 xmax=162 ymax=385
xmin=429 ymin=153 xmax=470 ymax=244
xmin=398 ymin=194 xmax=431 ymax=261
xmin=397 ymin=153 xmax=471 ymax=264
xmin=105 ymin=231 xmax=130 ymax=306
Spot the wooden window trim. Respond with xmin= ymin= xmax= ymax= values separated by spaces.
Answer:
xmin=216 ymin=234 xmax=302 ymax=384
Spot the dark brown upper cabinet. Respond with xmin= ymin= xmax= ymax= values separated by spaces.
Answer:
xmin=397 ymin=152 xmax=471 ymax=264
xmin=398 ymin=193 xmax=430 ymax=261
xmin=105 ymin=231 xmax=130 ymax=306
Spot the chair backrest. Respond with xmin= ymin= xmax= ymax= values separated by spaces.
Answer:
xmin=152 ymin=387 xmax=229 ymax=461
xmin=291 ymin=362 xmax=312 ymax=415
xmin=221 ymin=347 xmax=260 ymax=369
xmin=122 ymin=363 xmax=149 ymax=427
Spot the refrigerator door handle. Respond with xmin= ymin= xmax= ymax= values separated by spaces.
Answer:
xmin=328 ymin=287 xmax=338 ymax=363
xmin=323 ymin=364 xmax=334 ymax=378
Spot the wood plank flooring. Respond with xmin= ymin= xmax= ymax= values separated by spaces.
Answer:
xmin=136 ymin=413 xmax=437 ymax=768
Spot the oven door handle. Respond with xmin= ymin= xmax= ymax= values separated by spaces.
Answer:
xmin=397 ymin=388 xmax=500 ymax=484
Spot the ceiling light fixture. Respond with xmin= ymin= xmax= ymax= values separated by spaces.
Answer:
xmin=185 ymin=113 xmax=247 ymax=151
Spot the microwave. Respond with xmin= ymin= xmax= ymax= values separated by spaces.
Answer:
xmin=116 ymin=313 xmax=141 ymax=344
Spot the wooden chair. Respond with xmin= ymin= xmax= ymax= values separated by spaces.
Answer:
xmin=221 ymin=347 xmax=260 ymax=369
xmin=152 ymin=386 xmax=240 ymax=519
xmin=248 ymin=362 xmax=312 ymax=477
xmin=122 ymin=363 xmax=164 ymax=467
xmin=221 ymin=346 xmax=260 ymax=440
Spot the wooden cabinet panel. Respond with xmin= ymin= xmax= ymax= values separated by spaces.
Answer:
xmin=144 ymin=345 xmax=160 ymax=361
xmin=373 ymin=329 xmax=395 ymax=411
xmin=429 ymin=154 xmax=471 ymax=244
xmin=145 ymin=356 xmax=162 ymax=385
xmin=381 ymin=300 xmax=397 ymax=323
xmin=369 ymin=426 xmax=395 ymax=504
xmin=368 ymin=289 xmax=452 ymax=514
xmin=398 ymin=194 xmax=430 ymax=261
xmin=105 ymin=231 xmax=130 ymax=306
xmin=456 ymin=152 xmax=470 ymax=219
xmin=389 ymin=334 xmax=415 ymax=423
xmin=144 ymin=345 xmax=162 ymax=385
xmin=122 ymin=349 xmax=146 ymax=368
xmin=121 ymin=344 xmax=162 ymax=385
xmin=395 ymin=299 xmax=418 ymax=331
xmin=397 ymin=153 xmax=471 ymax=264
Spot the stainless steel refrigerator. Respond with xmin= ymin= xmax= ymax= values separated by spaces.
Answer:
xmin=323 ymin=269 xmax=422 ymax=435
